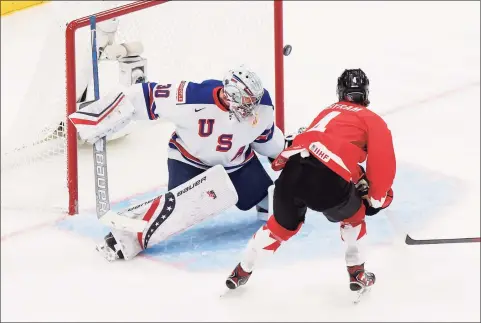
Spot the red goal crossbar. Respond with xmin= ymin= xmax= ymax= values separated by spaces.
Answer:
xmin=65 ymin=0 xmax=285 ymax=215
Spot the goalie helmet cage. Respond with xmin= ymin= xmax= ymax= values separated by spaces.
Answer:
xmin=65 ymin=0 xmax=286 ymax=215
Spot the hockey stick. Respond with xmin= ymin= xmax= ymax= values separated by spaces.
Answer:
xmin=405 ymin=234 xmax=481 ymax=245
xmin=90 ymin=16 xmax=111 ymax=218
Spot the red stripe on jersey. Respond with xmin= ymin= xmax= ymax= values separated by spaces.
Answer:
xmin=255 ymin=128 xmax=273 ymax=142
xmin=169 ymin=138 xmax=204 ymax=164
xmin=244 ymin=150 xmax=255 ymax=163
xmin=230 ymin=146 xmax=245 ymax=161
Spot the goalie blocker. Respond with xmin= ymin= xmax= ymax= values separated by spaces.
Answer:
xmin=98 ymin=165 xmax=238 ymax=261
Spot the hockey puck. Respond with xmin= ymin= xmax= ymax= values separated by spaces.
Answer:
xmin=283 ymin=44 xmax=292 ymax=56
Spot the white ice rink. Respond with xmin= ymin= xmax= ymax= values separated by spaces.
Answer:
xmin=1 ymin=1 xmax=480 ymax=321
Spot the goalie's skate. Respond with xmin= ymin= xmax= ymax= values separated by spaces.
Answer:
xmin=96 ymin=232 xmax=125 ymax=262
xmin=348 ymin=264 xmax=375 ymax=304
xmin=225 ymin=263 xmax=252 ymax=290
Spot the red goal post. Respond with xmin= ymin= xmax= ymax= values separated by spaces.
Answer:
xmin=65 ymin=0 xmax=286 ymax=215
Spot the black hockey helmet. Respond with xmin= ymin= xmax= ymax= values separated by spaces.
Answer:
xmin=337 ymin=69 xmax=370 ymax=106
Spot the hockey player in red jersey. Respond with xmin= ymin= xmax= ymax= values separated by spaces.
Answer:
xmin=225 ymin=69 xmax=396 ymax=297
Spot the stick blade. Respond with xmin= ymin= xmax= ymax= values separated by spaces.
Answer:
xmin=406 ymin=234 xmax=481 ymax=245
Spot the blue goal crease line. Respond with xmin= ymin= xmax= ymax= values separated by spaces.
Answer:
xmin=56 ymin=161 xmax=462 ymax=271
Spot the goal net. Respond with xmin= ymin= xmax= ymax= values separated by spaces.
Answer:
xmin=1 ymin=0 xmax=285 ymax=215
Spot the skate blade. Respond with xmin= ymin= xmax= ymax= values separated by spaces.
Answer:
xmin=219 ymin=284 xmax=247 ymax=299
xmin=219 ymin=288 xmax=234 ymax=298
xmin=353 ymin=286 xmax=372 ymax=304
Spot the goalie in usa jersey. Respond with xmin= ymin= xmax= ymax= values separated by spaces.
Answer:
xmin=69 ymin=65 xmax=285 ymax=261
xmin=225 ymin=69 xmax=396 ymax=300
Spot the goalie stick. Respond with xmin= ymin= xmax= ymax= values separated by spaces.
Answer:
xmin=90 ymin=15 xmax=111 ymax=218
xmin=405 ymin=234 xmax=481 ymax=245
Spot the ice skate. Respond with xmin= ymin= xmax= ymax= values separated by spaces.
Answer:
xmin=225 ymin=263 xmax=252 ymax=290
xmin=96 ymin=232 xmax=125 ymax=262
xmin=347 ymin=263 xmax=375 ymax=303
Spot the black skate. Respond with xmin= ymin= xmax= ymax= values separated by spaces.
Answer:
xmin=225 ymin=263 xmax=252 ymax=290
xmin=96 ymin=232 xmax=125 ymax=262
xmin=348 ymin=264 xmax=375 ymax=303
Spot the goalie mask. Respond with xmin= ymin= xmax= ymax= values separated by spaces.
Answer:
xmin=222 ymin=66 xmax=264 ymax=121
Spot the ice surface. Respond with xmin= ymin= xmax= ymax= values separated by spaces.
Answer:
xmin=1 ymin=1 xmax=479 ymax=321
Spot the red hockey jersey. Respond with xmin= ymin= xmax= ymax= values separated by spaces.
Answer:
xmin=272 ymin=101 xmax=396 ymax=204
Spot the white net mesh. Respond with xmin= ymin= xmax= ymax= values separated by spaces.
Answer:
xmin=1 ymin=1 xmax=278 ymax=213
xmin=1 ymin=2 xmax=125 ymax=173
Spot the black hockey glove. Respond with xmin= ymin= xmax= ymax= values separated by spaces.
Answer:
xmin=355 ymin=165 xmax=384 ymax=216
xmin=355 ymin=165 xmax=369 ymax=198
xmin=364 ymin=201 xmax=382 ymax=216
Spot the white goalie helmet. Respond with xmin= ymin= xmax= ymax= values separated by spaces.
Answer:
xmin=222 ymin=65 xmax=265 ymax=121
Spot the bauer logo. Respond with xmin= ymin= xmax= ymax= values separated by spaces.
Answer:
xmin=95 ymin=151 xmax=109 ymax=214
xmin=177 ymin=176 xmax=207 ymax=197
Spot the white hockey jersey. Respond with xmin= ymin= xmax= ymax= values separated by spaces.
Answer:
xmin=125 ymin=79 xmax=285 ymax=172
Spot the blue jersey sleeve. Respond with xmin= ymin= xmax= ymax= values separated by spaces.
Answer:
xmin=182 ymin=79 xmax=223 ymax=105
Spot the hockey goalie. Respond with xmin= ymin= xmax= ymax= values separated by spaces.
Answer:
xmin=68 ymin=64 xmax=286 ymax=262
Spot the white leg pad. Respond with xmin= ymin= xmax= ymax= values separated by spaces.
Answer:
xmin=105 ymin=165 xmax=238 ymax=260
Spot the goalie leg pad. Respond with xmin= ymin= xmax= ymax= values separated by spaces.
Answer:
xmin=141 ymin=165 xmax=238 ymax=248
xmin=168 ymin=156 xmax=274 ymax=212
xmin=105 ymin=165 xmax=238 ymax=260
